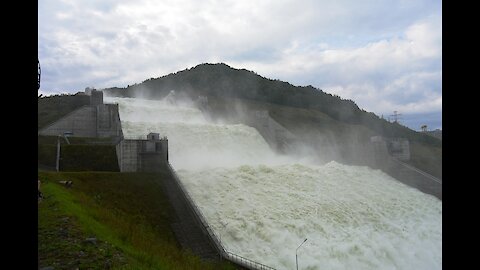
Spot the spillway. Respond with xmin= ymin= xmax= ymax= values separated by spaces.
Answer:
xmin=106 ymin=96 xmax=442 ymax=270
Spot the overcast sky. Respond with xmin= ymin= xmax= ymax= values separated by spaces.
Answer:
xmin=38 ymin=0 xmax=442 ymax=130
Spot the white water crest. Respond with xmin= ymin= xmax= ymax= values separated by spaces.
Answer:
xmin=106 ymin=96 xmax=442 ymax=270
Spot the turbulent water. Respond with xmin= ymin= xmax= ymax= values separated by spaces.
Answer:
xmin=106 ymin=96 xmax=442 ymax=270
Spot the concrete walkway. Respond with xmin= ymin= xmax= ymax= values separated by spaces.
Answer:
xmin=159 ymin=166 xmax=220 ymax=261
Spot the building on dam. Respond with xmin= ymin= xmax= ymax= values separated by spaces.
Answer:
xmin=116 ymin=132 xmax=169 ymax=172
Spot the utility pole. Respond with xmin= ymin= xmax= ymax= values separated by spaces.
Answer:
xmin=56 ymin=135 xmax=61 ymax=172
xmin=56 ymin=132 xmax=73 ymax=172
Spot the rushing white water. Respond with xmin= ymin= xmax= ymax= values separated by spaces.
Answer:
xmin=106 ymin=96 xmax=442 ymax=270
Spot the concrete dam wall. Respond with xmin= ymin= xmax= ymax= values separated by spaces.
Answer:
xmin=39 ymin=105 xmax=98 ymax=137
xmin=38 ymin=104 xmax=123 ymax=138
xmin=38 ymin=90 xmax=123 ymax=139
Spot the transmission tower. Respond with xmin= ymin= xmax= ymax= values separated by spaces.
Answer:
xmin=390 ymin=111 xmax=402 ymax=124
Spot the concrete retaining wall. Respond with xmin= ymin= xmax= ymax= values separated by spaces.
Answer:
xmin=384 ymin=158 xmax=442 ymax=200
xmin=117 ymin=140 xmax=141 ymax=172
xmin=368 ymin=137 xmax=441 ymax=200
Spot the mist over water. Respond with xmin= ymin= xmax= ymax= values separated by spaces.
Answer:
xmin=106 ymin=96 xmax=441 ymax=270
xmin=111 ymin=96 xmax=293 ymax=170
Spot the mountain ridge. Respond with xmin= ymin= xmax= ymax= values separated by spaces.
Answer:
xmin=103 ymin=62 xmax=441 ymax=148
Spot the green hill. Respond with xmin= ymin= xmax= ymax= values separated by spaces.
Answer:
xmin=104 ymin=63 xmax=440 ymax=147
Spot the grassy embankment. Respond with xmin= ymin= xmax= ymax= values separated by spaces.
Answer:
xmin=38 ymin=171 xmax=236 ymax=270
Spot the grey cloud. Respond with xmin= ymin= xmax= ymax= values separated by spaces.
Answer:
xmin=39 ymin=0 xmax=441 ymax=129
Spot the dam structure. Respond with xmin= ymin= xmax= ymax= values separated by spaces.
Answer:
xmin=106 ymin=95 xmax=442 ymax=270
xmin=38 ymin=90 xmax=123 ymax=141
xmin=108 ymin=96 xmax=277 ymax=268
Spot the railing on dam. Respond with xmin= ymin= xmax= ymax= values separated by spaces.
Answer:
xmin=225 ymin=252 xmax=276 ymax=270
xmin=167 ymin=163 xmax=277 ymax=270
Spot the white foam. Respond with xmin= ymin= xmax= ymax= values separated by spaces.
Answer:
xmin=106 ymin=96 xmax=442 ymax=270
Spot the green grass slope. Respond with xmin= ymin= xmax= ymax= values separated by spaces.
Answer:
xmin=38 ymin=171 xmax=237 ymax=270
